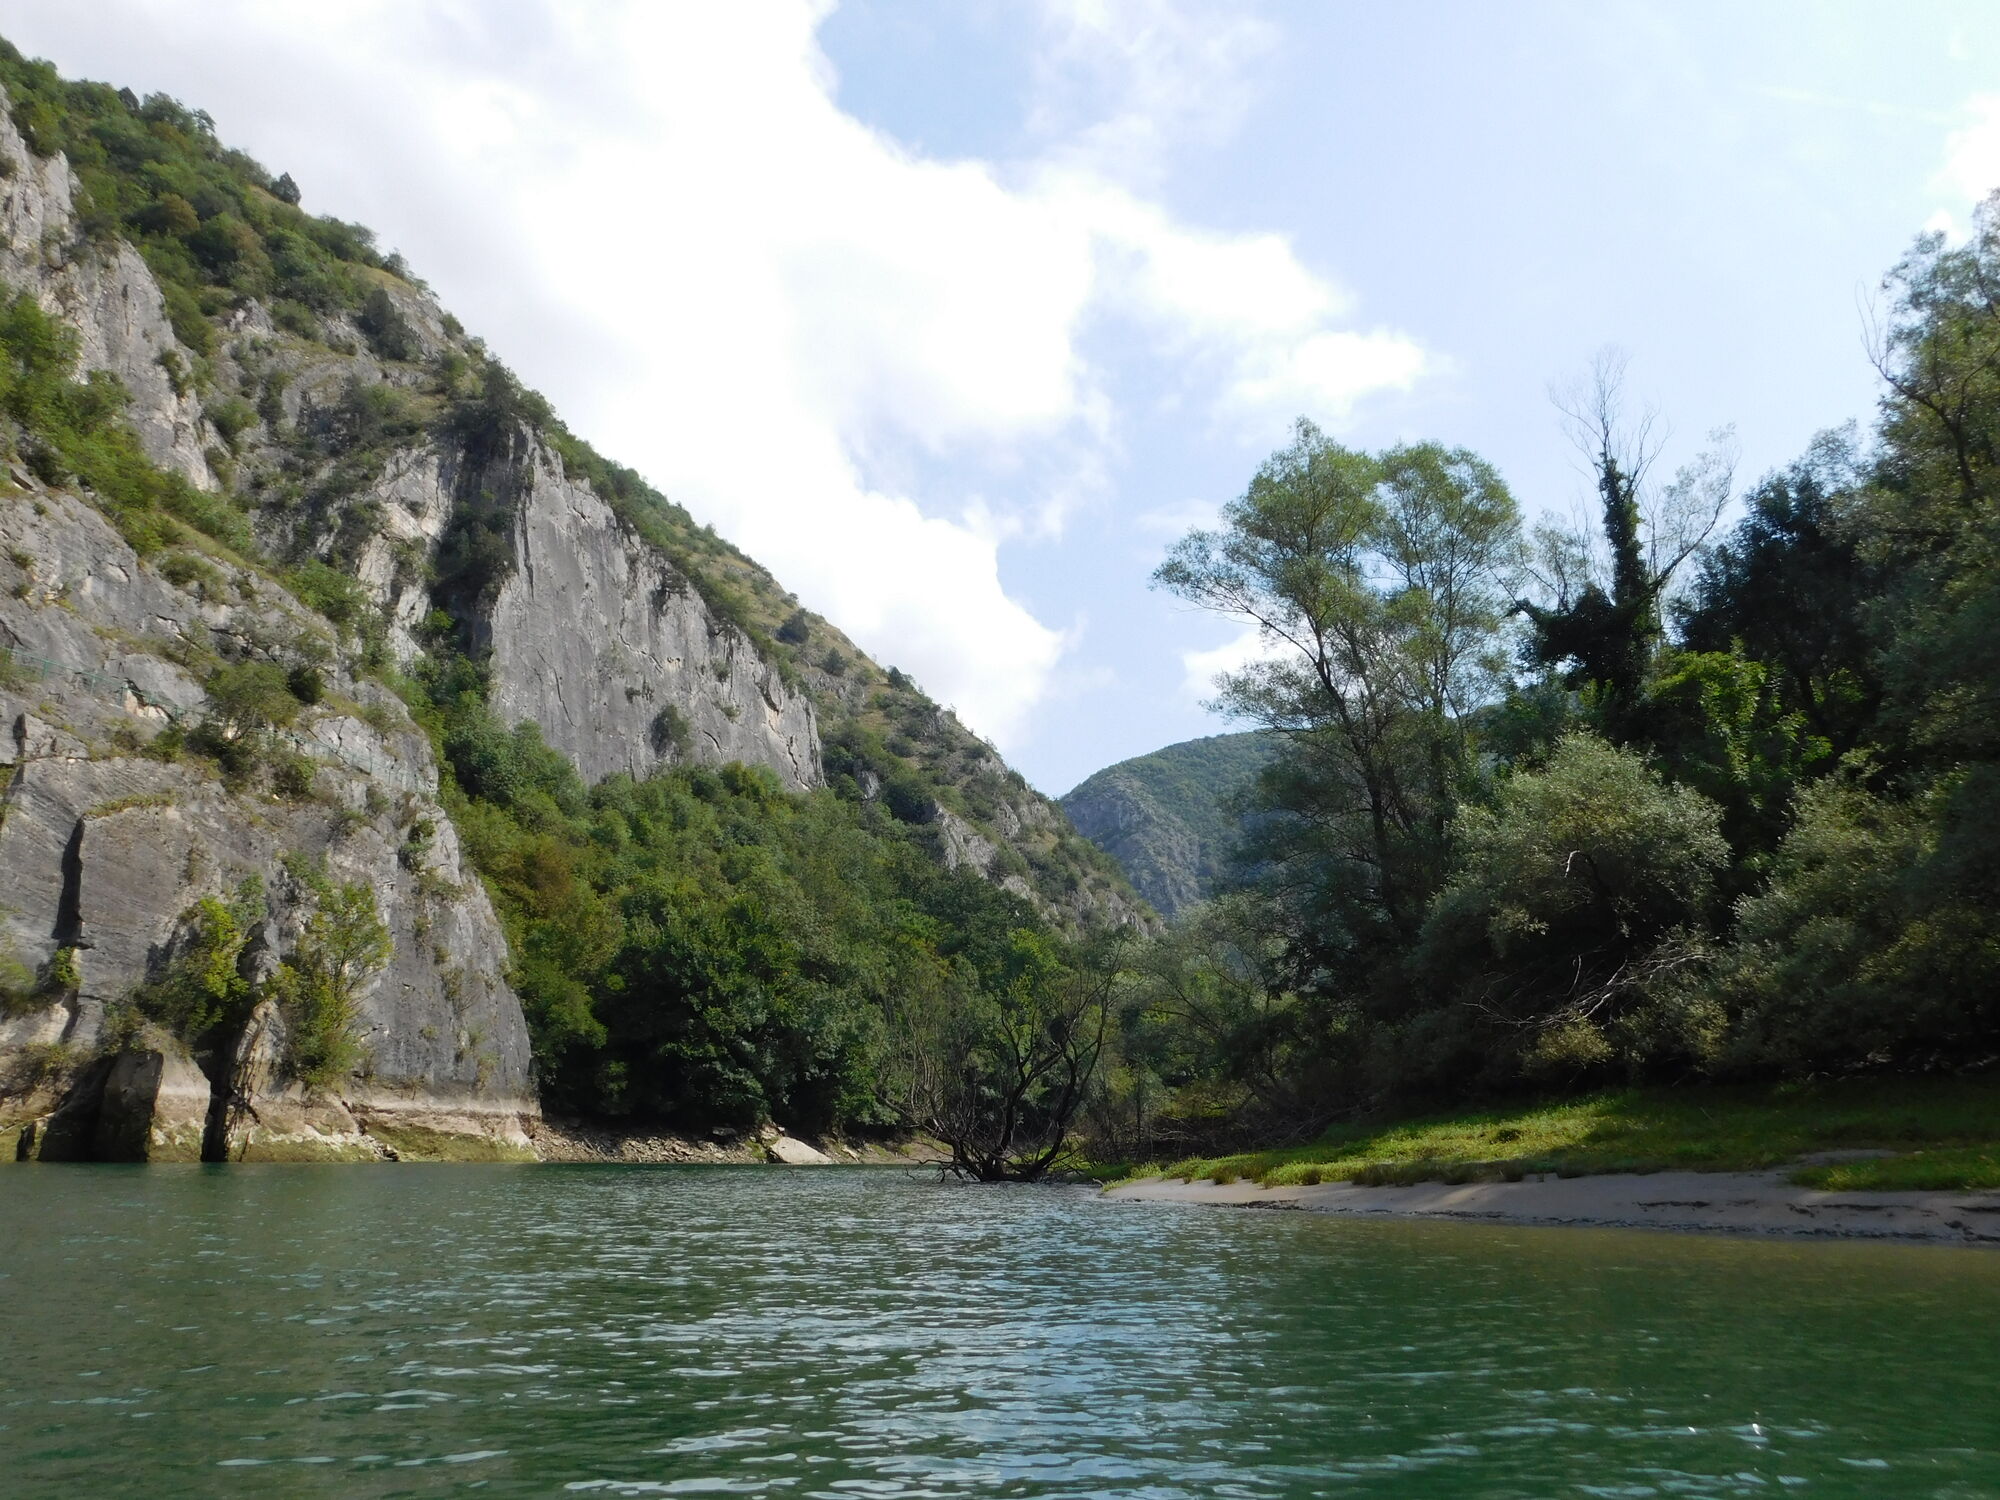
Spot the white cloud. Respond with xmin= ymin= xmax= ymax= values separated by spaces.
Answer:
xmin=1 ymin=0 xmax=1426 ymax=748
xmin=1027 ymin=0 xmax=1279 ymax=188
xmin=1224 ymin=327 xmax=1431 ymax=426
xmin=1180 ymin=622 xmax=1276 ymax=703
xmin=1930 ymin=93 xmax=2000 ymax=240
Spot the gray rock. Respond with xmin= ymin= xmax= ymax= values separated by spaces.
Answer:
xmin=315 ymin=436 xmax=825 ymax=791
xmin=479 ymin=438 xmax=821 ymax=789
xmin=0 ymin=91 xmax=216 ymax=489
xmin=92 ymin=1025 xmax=210 ymax=1162
xmin=766 ymin=1133 xmax=835 ymax=1165
xmin=0 ymin=488 xmax=539 ymax=1158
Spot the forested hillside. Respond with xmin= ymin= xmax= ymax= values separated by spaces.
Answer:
xmin=0 ymin=42 xmax=1139 ymax=1159
xmin=1060 ymin=732 xmax=1273 ymax=919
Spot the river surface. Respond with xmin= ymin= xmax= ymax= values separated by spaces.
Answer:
xmin=2 ymin=1166 xmax=1998 ymax=1497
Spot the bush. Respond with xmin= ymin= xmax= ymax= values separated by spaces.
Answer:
xmin=1411 ymin=734 xmax=1729 ymax=1083
xmin=156 ymin=548 xmax=227 ymax=600
xmin=1718 ymin=773 xmax=2000 ymax=1072
xmin=207 ymin=396 xmax=256 ymax=451
xmin=204 ymin=660 xmax=303 ymax=733
xmin=126 ymin=882 xmax=262 ymax=1044
xmin=273 ymin=869 xmax=391 ymax=1088
xmin=356 ymin=287 xmax=416 ymax=362
xmin=286 ymin=558 xmax=373 ymax=638
xmin=285 ymin=663 xmax=324 ymax=705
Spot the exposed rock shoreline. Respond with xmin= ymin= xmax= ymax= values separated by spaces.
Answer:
xmin=1103 ymin=1169 xmax=2000 ymax=1247
xmin=530 ymin=1117 xmax=948 ymax=1168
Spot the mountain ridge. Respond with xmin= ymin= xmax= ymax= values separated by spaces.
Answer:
xmin=1059 ymin=730 xmax=1274 ymax=920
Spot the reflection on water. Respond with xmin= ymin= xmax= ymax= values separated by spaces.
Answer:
xmin=2 ymin=1164 xmax=1998 ymax=1497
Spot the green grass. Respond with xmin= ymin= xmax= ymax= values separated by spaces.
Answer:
xmin=1792 ymin=1147 xmax=2000 ymax=1192
xmin=1127 ymin=1080 xmax=2000 ymax=1192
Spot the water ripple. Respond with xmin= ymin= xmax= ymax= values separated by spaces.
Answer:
xmin=4 ymin=1165 xmax=2000 ymax=1496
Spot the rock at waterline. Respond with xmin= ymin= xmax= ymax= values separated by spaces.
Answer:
xmin=766 ymin=1134 xmax=835 ymax=1165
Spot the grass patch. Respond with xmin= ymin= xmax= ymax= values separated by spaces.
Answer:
xmin=1791 ymin=1148 xmax=2000 ymax=1193
xmin=1130 ymin=1079 xmax=2000 ymax=1192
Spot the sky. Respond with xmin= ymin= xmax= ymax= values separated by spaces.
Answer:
xmin=6 ymin=1 xmax=2000 ymax=793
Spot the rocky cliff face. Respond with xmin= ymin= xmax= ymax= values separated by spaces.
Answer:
xmin=0 ymin=61 xmax=1153 ymax=1160
xmin=264 ymin=428 xmax=824 ymax=791
xmin=2 ymin=86 xmax=820 ymax=798
xmin=0 ymin=485 xmax=537 ymax=1160
xmin=0 ymin=103 xmax=216 ymax=488
xmin=1 ymin=91 xmax=541 ymax=1158
xmin=469 ymin=439 xmax=821 ymax=789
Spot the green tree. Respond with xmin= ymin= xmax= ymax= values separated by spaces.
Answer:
xmin=1517 ymin=353 xmax=1736 ymax=742
xmin=1155 ymin=421 xmax=1520 ymax=951
xmin=881 ymin=930 xmax=1122 ymax=1182
xmin=1412 ymin=734 xmax=1729 ymax=1085
xmin=1675 ymin=428 xmax=1881 ymax=762
xmin=128 ymin=880 xmax=264 ymax=1048
xmin=274 ymin=872 xmax=392 ymax=1088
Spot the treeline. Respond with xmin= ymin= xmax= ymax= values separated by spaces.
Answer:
xmin=389 ymin=652 xmax=1098 ymax=1148
xmin=1110 ymin=207 xmax=2000 ymax=1152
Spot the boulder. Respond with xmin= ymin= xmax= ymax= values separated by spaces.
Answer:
xmin=766 ymin=1133 xmax=835 ymax=1166
xmin=93 ymin=1025 xmax=210 ymax=1162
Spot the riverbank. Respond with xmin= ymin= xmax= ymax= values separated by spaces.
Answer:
xmin=1131 ymin=1080 xmax=2000 ymax=1194
xmin=1103 ymin=1166 xmax=2000 ymax=1245
xmin=530 ymin=1118 xmax=949 ymax=1167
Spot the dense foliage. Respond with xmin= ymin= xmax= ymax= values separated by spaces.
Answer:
xmin=1128 ymin=206 xmax=2000 ymax=1151
xmin=393 ymin=653 xmax=1093 ymax=1141
xmin=1 ymin=40 xmax=397 ymax=354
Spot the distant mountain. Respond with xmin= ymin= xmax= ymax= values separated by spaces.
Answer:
xmin=1059 ymin=732 xmax=1276 ymax=920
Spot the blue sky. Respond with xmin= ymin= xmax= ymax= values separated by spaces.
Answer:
xmin=9 ymin=2 xmax=2000 ymax=793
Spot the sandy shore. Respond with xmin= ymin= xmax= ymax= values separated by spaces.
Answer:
xmin=1103 ymin=1168 xmax=2000 ymax=1246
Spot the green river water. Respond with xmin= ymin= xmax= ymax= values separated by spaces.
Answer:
xmin=2 ymin=1165 xmax=1997 ymax=1497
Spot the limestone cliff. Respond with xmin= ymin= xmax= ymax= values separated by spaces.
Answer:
xmin=0 ymin=485 xmax=537 ymax=1159
xmin=0 ymin=101 xmax=216 ymax=488
xmin=481 ymin=440 xmax=820 ymax=787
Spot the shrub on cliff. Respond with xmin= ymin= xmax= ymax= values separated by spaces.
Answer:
xmin=273 ymin=868 xmax=392 ymax=1089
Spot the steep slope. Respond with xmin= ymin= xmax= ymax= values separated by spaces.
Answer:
xmin=0 ymin=484 xmax=538 ymax=1159
xmin=0 ymin=47 xmax=1145 ymax=1155
xmin=0 ymin=53 xmax=1137 ymax=929
xmin=1060 ymin=732 xmax=1275 ymax=920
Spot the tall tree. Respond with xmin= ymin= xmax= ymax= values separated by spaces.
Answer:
xmin=1155 ymin=420 xmax=1520 ymax=958
xmin=1675 ymin=427 xmax=1881 ymax=761
xmin=1517 ymin=352 xmax=1736 ymax=740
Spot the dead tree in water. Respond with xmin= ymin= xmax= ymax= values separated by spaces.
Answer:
xmin=884 ymin=936 xmax=1122 ymax=1182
